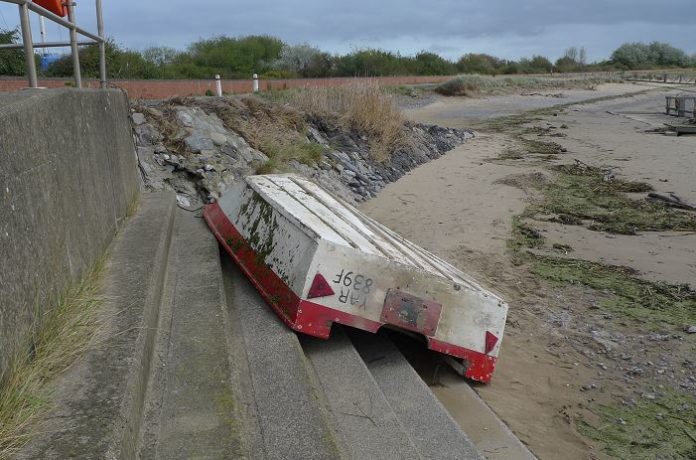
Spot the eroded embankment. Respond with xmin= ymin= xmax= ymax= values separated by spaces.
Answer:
xmin=131 ymin=94 xmax=474 ymax=206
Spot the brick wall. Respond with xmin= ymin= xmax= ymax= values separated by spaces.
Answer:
xmin=0 ymin=75 xmax=452 ymax=99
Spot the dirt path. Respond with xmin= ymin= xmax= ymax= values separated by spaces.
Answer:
xmin=361 ymin=84 xmax=696 ymax=460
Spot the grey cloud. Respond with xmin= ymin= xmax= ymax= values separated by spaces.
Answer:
xmin=1 ymin=0 xmax=694 ymax=60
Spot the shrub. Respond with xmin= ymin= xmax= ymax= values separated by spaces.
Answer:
xmin=0 ymin=28 xmax=26 ymax=76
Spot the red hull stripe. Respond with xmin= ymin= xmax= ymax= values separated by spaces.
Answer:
xmin=428 ymin=338 xmax=497 ymax=383
xmin=203 ymin=202 xmax=497 ymax=383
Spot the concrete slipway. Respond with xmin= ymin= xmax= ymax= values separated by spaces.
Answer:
xmin=19 ymin=191 xmax=534 ymax=459
xmin=1 ymin=89 xmax=532 ymax=459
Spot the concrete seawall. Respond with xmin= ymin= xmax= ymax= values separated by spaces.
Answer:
xmin=0 ymin=89 xmax=140 ymax=380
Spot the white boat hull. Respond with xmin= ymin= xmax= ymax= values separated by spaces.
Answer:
xmin=204 ymin=174 xmax=508 ymax=383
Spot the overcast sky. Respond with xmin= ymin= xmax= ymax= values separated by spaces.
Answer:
xmin=1 ymin=0 xmax=694 ymax=61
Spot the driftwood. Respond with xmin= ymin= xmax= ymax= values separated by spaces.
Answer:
xmin=647 ymin=192 xmax=696 ymax=211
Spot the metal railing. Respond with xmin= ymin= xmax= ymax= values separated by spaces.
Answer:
xmin=0 ymin=0 xmax=106 ymax=89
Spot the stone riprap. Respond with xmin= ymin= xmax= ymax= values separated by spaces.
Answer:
xmin=132 ymin=97 xmax=473 ymax=206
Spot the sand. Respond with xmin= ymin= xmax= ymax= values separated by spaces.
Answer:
xmin=360 ymin=83 xmax=696 ymax=460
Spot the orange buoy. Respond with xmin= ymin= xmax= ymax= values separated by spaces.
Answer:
xmin=34 ymin=0 xmax=67 ymax=17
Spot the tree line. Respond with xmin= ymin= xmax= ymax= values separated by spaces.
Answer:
xmin=1 ymin=30 xmax=695 ymax=80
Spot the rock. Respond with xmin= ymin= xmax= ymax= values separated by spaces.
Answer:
xmin=131 ymin=99 xmax=475 ymax=207
xmin=184 ymin=134 xmax=215 ymax=153
xmin=307 ymin=127 xmax=329 ymax=145
xmin=176 ymin=194 xmax=191 ymax=208
xmin=132 ymin=112 xmax=146 ymax=125
xmin=210 ymin=132 xmax=228 ymax=146
xmin=136 ymin=124 xmax=162 ymax=145
xmin=177 ymin=112 xmax=194 ymax=127
xmin=592 ymin=331 xmax=621 ymax=353
xmin=686 ymin=326 xmax=696 ymax=334
xmin=136 ymin=146 xmax=155 ymax=163
xmin=648 ymin=334 xmax=671 ymax=342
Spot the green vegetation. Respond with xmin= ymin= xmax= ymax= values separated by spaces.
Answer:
xmin=4 ymin=26 xmax=694 ymax=81
xmin=434 ymin=74 xmax=621 ymax=97
xmin=530 ymin=255 xmax=696 ymax=326
xmin=255 ymin=140 xmax=326 ymax=174
xmin=535 ymin=163 xmax=696 ymax=235
xmin=578 ymin=390 xmax=696 ymax=459
xmin=0 ymin=257 xmax=107 ymax=459
xmin=611 ymin=42 xmax=693 ymax=70
xmin=508 ymin=216 xmax=545 ymax=252
xmin=0 ymin=28 xmax=25 ymax=76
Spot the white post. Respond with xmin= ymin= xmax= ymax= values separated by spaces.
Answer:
xmin=252 ymin=73 xmax=259 ymax=93
xmin=39 ymin=16 xmax=47 ymax=55
xmin=215 ymin=74 xmax=223 ymax=97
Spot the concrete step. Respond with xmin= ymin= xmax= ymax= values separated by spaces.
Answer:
xmin=19 ymin=191 xmax=177 ymax=459
xmin=138 ymin=209 xmax=245 ymax=458
xmin=220 ymin=255 xmax=343 ymax=460
xmin=19 ymin=191 xmax=487 ymax=460
xmin=300 ymin=327 xmax=423 ymax=459
xmin=347 ymin=329 xmax=484 ymax=460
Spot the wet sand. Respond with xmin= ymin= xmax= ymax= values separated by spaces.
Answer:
xmin=361 ymin=83 xmax=696 ymax=460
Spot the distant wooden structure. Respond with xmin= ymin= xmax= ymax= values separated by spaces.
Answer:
xmin=666 ymin=95 xmax=696 ymax=118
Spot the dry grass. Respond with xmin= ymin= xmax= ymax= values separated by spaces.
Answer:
xmin=435 ymin=74 xmax=624 ymax=97
xmin=0 ymin=257 xmax=107 ymax=459
xmin=278 ymin=82 xmax=412 ymax=162
xmin=201 ymin=96 xmax=326 ymax=173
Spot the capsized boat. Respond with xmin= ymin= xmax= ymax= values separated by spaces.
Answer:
xmin=203 ymin=174 xmax=508 ymax=383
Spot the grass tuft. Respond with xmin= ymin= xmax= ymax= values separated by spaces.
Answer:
xmin=254 ymin=140 xmax=327 ymax=174
xmin=271 ymin=82 xmax=412 ymax=162
xmin=0 ymin=257 xmax=107 ymax=459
